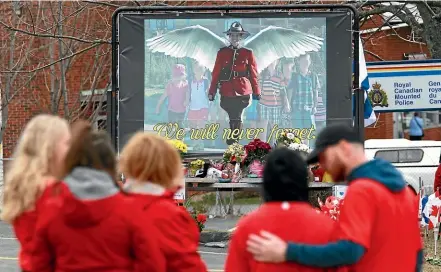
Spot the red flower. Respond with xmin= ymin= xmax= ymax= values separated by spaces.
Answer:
xmin=197 ymin=214 xmax=207 ymax=224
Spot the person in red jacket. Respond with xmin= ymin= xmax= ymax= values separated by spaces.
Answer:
xmin=32 ymin=121 xmax=165 ymax=272
xmin=434 ymin=155 xmax=441 ymax=194
xmin=0 ymin=114 xmax=70 ymax=272
xmin=119 ymin=132 xmax=207 ymax=272
xmin=246 ymin=124 xmax=422 ymax=272
xmin=225 ymin=147 xmax=341 ymax=272
xmin=208 ymin=21 xmax=261 ymax=145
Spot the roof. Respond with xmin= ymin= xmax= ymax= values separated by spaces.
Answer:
xmin=365 ymin=139 xmax=441 ymax=149
xmin=360 ymin=2 xmax=422 ymax=34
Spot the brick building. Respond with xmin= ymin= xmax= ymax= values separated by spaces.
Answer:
xmin=361 ymin=13 xmax=440 ymax=141
xmin=0 ymin=2 xmax=438 ymax=159
xmin=0 ymin=2 xmax=112 ymax=157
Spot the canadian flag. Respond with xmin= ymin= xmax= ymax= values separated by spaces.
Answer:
xmin=424 ymin=192 xmax=441 ymax=230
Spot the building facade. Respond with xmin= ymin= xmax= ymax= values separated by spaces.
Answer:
xmin=1 ymin=2 xmax=439 ymax=159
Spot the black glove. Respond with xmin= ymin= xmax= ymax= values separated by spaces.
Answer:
xmin=252 ymin=94 xmax=261 ymax=101
xmin=208 ymin=94 xmax=215 ymax=101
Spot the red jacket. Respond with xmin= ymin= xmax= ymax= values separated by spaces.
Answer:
xmin=434 ymin=164 xmax=441 ymax=193
xmin=225 ymin=202 xmax=345 ymax=272
xmin=209 ymin=46 xmax=260 ymax=97
xmin=13 ymin=211 xmax=38 ymax=271
xmin=13 ymin=179 xmax=56 ymax=271
xmin=125 ymin=182 xmax=207 ymax=272
xmin=32 ymin=168 xmax=165 ymax=272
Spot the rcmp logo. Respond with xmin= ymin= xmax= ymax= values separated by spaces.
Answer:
xmin=368 ymin=82 xmax=389 ymax=107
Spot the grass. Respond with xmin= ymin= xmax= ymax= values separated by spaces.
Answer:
xmin=185 ymin=192 xmax=262 ymax=214
xmin=423 ymin=231 xmax=441 ymax=271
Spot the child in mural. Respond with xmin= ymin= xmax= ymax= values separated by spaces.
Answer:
xmin=257 ymin=60 xmax=290 ymax=143
xmin=187 ymin=61 xmax=210 ymax=151
xmin=155 ymin=64 xmax=189 ymax=128
xmin=288 ymin=53 xmax=319 ymax=144
xmin=314 ymin=86 xmax=326 ymax=132
xmin=280 ymin=59 xmax=295 ymax=128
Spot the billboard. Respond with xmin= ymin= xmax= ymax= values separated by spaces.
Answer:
xmin=116 ymin=8 xmax=354 ymax=153
xmin=366 ymin=60 xmax=441 ymax=112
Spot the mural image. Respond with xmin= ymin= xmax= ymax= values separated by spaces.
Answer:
xmin=144 ymin=17 xmax=327 ymax=151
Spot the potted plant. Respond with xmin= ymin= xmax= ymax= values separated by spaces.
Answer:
xmin=244 ymin=139 xmax=271 ymax=178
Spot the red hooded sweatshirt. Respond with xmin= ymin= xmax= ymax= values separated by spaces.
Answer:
xmin=434 ymin=164 xmax=441 ymax=193
xmin=225 ymin=202 xmax=349 ymax=272
xmin=13 ymin=179 xmax=57 ymax=271
xmin=13 ymin=210 xmax=38 ymax=271
xmin=32 ymin=167 xmax=166 ymax=272
xmin=124 ymin=181 xmax=207 ymax=272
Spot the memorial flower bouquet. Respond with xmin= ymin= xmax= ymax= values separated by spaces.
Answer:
xmin=287 ymin=142 xmax=311 ymax=154
xmin=168 ymin=139 xmax=188 ymax=158
xmin=317 ymin=196 xmax=344 ymax=221
xmin=244 ymin=139 xmax=272 ymax=166
xmin=223 ymin=143 xmax=245 ymax=164
xmin=223 ymin=143 xmax=245 ymax=181
xmin=189 ymin=159 xmax=205 ymax=176
xmin=275 ymin=130 xmax=302 ymax=147
xmin=243 ymin=139 xmax=271 ymax=178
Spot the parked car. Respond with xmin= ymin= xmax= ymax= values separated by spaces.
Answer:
xmin=364 ymin=139 xmax=441 ymax=194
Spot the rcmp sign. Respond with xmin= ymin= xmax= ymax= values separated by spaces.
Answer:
xmin=366 ymin=60 xmax=441 ymax=112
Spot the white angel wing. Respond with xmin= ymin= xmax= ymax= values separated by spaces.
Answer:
xmin=146 ymin=25 xmax=227 ymax=71
xmin=244 ymin=26 xmax=324 ymax=73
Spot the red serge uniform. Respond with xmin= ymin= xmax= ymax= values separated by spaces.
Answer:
xmin=225 ymin=202 xmax=341 ymax=272
xmin=208 ymin=21 xmax=261 ymax=145
xmin=208 ymin=46 xmax=260 ymax=98
xmin=126 ymin=184 xmax=207 ymax=272
xmin=338 ymin=179 xmax=422 ymax=271
xmin=32 ymin=170 xmax=165 ymax=272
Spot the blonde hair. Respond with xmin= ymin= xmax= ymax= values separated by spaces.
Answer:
xmin=119 ymin=132 xmax=182 ymax=188
xmin=1 ymin=114 xmax=69 ymax=223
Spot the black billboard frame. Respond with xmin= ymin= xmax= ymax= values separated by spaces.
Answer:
xmin=110 ymin=4 xmax=362 ymax=156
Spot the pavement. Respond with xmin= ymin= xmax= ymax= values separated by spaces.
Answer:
xmin=0 ymin=221 xmax=228 ymax=272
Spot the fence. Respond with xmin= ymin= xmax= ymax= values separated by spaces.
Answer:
xmin=395 ymin=165 xmax=438 ymax=194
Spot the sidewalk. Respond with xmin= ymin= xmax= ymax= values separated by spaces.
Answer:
xmin=200 ymin=204 xmax=259 ymax=246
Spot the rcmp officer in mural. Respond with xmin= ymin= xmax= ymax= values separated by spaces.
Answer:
xmin=208 ymin=22 xmax=261 ymax=145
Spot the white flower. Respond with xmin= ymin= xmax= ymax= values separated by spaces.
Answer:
xmin=288 ymin=143 xmax=300 ymax=150
xmin=286 ymin=133 xmax=295 ymax=139
xmin=288 ymin=143 xmax=311 ymax=154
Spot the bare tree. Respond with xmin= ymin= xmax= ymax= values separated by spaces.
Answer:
xmin=1 ymin=0 xmax=439 ymax=146
xmin=356 ymin=1 xmax=441 ymax=59
xmin=0 ymin=0 xmax=116 ymax=147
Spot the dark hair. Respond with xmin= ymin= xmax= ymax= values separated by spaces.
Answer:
xmin=61 ymin=120 xmax=116 ymax=180
xmin=414 ymin=112 xmax=419 ymax=117
xmin=262 ymin=147 xmax=309 ymax=202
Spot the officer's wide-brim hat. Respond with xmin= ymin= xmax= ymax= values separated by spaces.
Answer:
xmin=224 ymin=22 xmax=250 ymax=39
